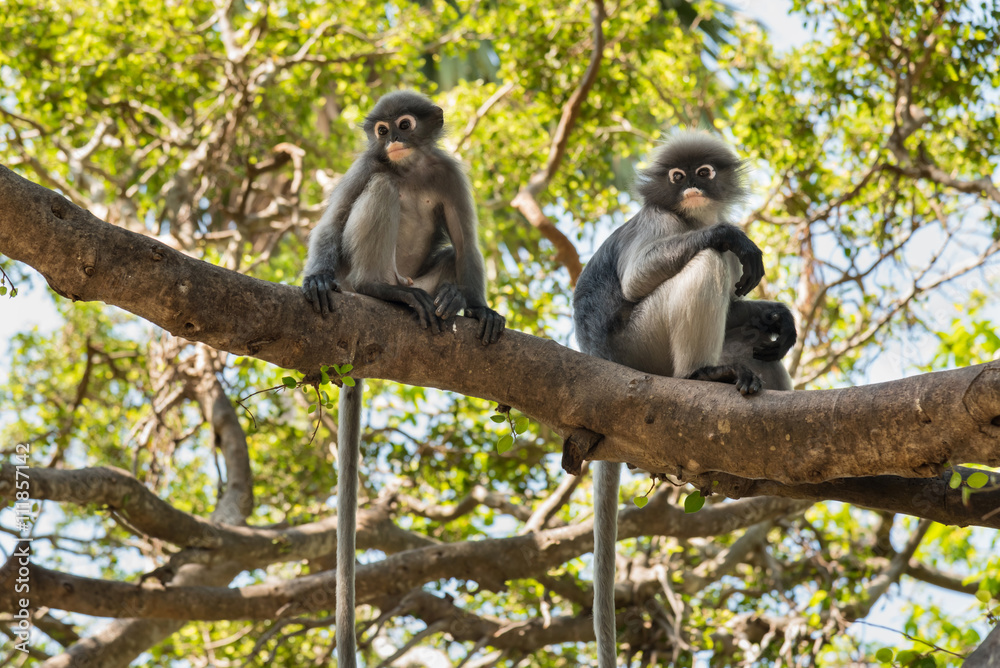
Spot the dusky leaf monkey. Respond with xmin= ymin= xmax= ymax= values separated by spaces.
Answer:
xmin=572 ymin=132 xmax=795 ymax=666
xmin=301 ymin=90 xmax=505 ymax=667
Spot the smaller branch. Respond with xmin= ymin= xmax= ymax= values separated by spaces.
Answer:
xmin=510 ymin=0 xmax=605 ymax=284
xmin=454 ymin=82 xmax=516 ymax=153
xmin=905 ymin=560 xmax=979 ymax=596
xmin=398 ymin=485 xmax=532 ymax=523
xmin=520 ymin=467 xmax=583 ymax=534
xmin=848 ymin=518 xmax=930 ymax=619
xmin=695 ymin=468 xmax=1000 ymax=530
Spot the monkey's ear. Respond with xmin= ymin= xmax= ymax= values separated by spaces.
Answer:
xmin=429 ymin=105 xmax=444 ymax=130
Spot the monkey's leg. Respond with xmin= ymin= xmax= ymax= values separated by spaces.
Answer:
xmin=336 ymin=380 xmax=363 ymax=668
xmin=687 ymin=363 xmax=762 ymax=395
xmin=413 ymin=247 xmax=506 ymax=345
xmin=593 ymin=460 xmax=621 ymax=668
xmin=354 ymin=282 xmax=444 ymax=333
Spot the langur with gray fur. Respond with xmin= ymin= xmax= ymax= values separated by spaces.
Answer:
xmin=572 ymin=132 xmax=795 ymax=666
xmin=302 ymin=91 xmax=505 ymax=667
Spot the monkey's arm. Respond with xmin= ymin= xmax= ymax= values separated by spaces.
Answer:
xmin=619 ymin=221 xmax=764 ymax=302
xmin=727 ymin=299 xmax=797 ymax=362
xmin=302 ymin=163 xmax=372 ymax=314
xmin=439 ymin=171 xmax=505 ymax=344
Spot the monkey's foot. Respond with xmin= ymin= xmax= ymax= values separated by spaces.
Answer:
xmin=466 ymin=306 xmax=506 ymax=345
xmin=561 ymin=427 xmax=603 ymax=476
xmin=433 ymin=282 xmax=467 ymax=321
xmin=688 ymin=363 xmax=763 ymax=395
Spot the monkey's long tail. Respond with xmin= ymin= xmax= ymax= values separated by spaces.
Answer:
xmin=337 ymin=380 xmax=363 ymax=668
xmin=593 ymin=460 xmax=621 ymax=668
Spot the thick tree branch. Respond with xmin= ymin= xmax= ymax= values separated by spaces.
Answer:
xmin=3 ymin=165 xmax=1000 ymax=492
xmin=695 ymin=468 xmax=1000 ymax=530
xmin=0 ymin=495 xmax=803 ymax=620
xmin=0 ymin=465 xmax=433 ymax=569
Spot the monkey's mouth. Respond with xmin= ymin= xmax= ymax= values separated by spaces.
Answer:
xmin=386 ymin=142 xmax=413 ymax=162
xmin=680 ymin=189 xmax=710 ymax=209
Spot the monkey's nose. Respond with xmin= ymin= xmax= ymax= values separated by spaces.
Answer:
xmin=682 ymin=188 xmax=704 ymax=199
xmin=386 ymin=141 xmax=412 ymax=162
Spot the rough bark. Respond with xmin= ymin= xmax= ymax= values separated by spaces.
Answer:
xmin=2 ymin=166 xmax=999 ymax=490
xmin=692 ymin=467 xmax=1000 ymax=529
xmin=0 ymin=494 xmax=804 ymax=620
xmin=966 ymin=623 xmax=1000 ymax=668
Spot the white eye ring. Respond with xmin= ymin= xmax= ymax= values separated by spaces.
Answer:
xmin=696 ymin=164 xmax=716 ymax=179
xmin=375 ymin=121 xmax=390 ymax=137
xmin=396 ymin=114 xmax=417 ymax=130
xmin=668 ymin=168 xmax=686 ymax=183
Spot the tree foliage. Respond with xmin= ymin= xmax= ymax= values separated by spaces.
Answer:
xmin=1 ymin=0 xmax=999 ymax=666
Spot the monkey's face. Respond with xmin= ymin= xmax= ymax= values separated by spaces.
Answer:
xmin=636 ymin=132 xmax=749 ymax=224
xmin=373 ymin=114 xmax=419 ymax=163
xmin=363 ymin=91 xmax=446 ymax=167
xmin=660 ymin=163 xmax=734 ymax=223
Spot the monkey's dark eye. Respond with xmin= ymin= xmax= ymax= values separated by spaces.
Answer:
xmin=375 ymin=121 xmax=390 ymax=137
xmin=668 ymin=168 xmax=686 ymax=183
xmin=396 ymin=114 xmax=417 ymax=131
xmin=696 ymin=165 xmax=716 ymax=179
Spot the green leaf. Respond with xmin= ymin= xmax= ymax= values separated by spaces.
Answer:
xmin=342 ymin=377 xmax=356 ymax=387
xmin=514 ymin=416 xmax=530 ymax=433
xmin=320 ymin=370 xmax=330 ymax=384
xmin=976 ymin=589 xmax=992 ymax=603
xmin=918 ymin=657 xmax=936 ymax=668
xmin=634 ymin=496 xmax=648 ymax=508
xmin=340 ymin=364 xmax=353 ymax=374
xmin=282 ymin=376 xmax=297 ymax=388
xmin=306 ymin=404 xmax=317 ymax=413
xmin=684 ymin=491 xmax=705 ymax=513
xmin=490 ymin=414 xmax=507 ymax=423
xmin=875 ymin=647 xmax=894 ymax=663
xmin=896 ymin=650 xmax=919 ymax=664
xmin=949 ymin=470 xmax=962 ymax=488
xmin=968 ymin=471 xmax=989 ymax=489
xmin=497 ymin=434 xmax=514 ymax=454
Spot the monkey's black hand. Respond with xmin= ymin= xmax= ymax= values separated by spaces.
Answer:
xmin=433 ymin=283 xmax=467 ymax=321
xmin=466 ymin=306 xmax=506 ymax=345
xmin=710 ymin=224 xmax=764 ymax=297
xmin=303 ymin=273 xmax=341 ymax=315
xmin=752 ymin=304 xmax=797 ymax=362
xmin=688 ymin=363 xmax=762 ymax=395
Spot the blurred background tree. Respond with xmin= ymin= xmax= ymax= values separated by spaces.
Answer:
xmin=1 ymin=0 xmax=998 ymax=665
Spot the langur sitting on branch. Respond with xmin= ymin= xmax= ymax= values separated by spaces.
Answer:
xmin=301 ymin=90 xmax=505 ymax=668
xmin=572 ymin=131 xmax=796 ymax=666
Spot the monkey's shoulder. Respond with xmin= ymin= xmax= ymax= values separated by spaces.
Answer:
xmin=399 ymin=149 xmax=467 ymax=190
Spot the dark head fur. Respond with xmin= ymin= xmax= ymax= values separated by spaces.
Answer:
xmin=363 ymin=91 xmax=445 ymax=160
xmin=636 ymin=131 xmax=749 ymax=223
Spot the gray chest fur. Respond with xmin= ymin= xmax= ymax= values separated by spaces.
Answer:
xmin=396 ymin=183 xmax=442 ymax=277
